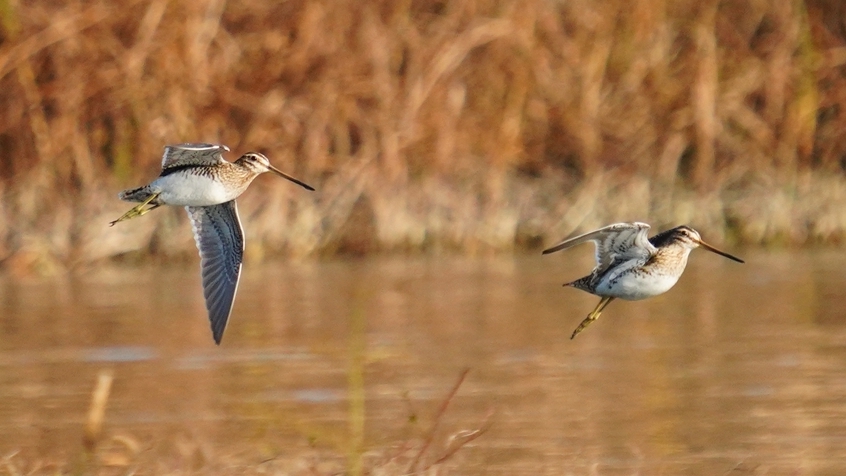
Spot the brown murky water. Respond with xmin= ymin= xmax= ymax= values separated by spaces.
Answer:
xmin=3 ymin=251 xmax=846 ymax=474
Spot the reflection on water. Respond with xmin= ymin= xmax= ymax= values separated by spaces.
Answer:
xmin=3 ymin=251 xmax=846 ymax=473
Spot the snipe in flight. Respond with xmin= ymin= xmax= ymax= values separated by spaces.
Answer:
xmin=542 ymin=222 xmax=744 ymax=339
xmin=110 ymin=143 xmax=315 ymax=344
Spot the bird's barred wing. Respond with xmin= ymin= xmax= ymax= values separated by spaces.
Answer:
xmin=542 ymin=222 xmax=656 ymax=275
xmin=186 ymin=201 xmax=244 ymax=344
xmin=161 ymin=143 xmax=229 ymax=171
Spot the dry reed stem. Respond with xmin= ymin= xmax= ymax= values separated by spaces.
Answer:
xmin=1 ymin=452 xmax=21 ymax=476
xmin=0 ymin=0 xmax=845 ymax=266
xmin=407 ymin=368 xmax=470 ymax=473
xmin=83 ymin=369 xmax=114 ymax=454
xmin=423 ymin=408 xmax=493 ymax=471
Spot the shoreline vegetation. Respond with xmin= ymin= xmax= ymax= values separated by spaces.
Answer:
xmin=4 ymin=369 xmax=489 ymax=475
xmin=1 ymin=1 xmax=846 ymax=272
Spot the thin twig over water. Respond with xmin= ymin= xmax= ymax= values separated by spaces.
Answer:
xmin=407 ymin=368 xmax=470 ymax=473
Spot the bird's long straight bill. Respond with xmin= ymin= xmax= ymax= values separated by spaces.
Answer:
xmin=268 ymin=165 xmax=315 ymax=191
xmin=699 ymin=241 xmax=745 ymax=263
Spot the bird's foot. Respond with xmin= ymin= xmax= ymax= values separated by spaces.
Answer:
xmin=570 ymin=295 xmax=615 ymax=340
xmin=570 ymin=315 xmax=598 ymax=339
xmin=109 ymin=193 xmax=161 ymax=226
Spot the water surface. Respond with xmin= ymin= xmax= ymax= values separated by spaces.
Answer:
xmin=2 ymin=251 xmax=846 ymax=474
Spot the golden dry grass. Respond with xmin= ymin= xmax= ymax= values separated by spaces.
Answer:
xmin=1 ymin=369 xmax=487 ymax=475
xmin=1 ymin=0 xmax=845 ymax=268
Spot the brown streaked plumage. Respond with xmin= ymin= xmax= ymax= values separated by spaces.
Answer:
xmin=543 ymin=222 xmax=744 ymax=339
xmin=110 ymin=143 xmax=315 ymax=344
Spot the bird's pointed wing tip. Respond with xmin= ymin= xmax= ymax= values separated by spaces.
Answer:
xmin=210 ymin=312 xmax=230 ymax=345
xmin=186 ymin=202 xmax=243 ymax=348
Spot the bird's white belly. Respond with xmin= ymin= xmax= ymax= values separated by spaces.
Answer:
xmin=595 ymin=272 xmax=680 ymax=301
xmin=153 ymin=174 xmax=239 ymax=206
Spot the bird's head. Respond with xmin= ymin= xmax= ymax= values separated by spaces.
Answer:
xmin=668 ymin=226 xmax=744 ymax=263
xmin=236 ymin=152 xmax=315 ymax=191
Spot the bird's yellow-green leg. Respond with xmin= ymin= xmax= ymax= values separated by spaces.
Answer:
xmin=109 ymin=192 xmax=162 ymax=226
xmin=571 ymin=295 xmax=616 ymax=340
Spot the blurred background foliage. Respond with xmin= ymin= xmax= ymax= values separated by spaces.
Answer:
xmin=0 ymin=0 xmax=845 ymax=270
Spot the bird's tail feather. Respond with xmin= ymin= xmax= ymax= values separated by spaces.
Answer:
xmin=564 ymin=275 xmax=594 ymax=293
xmin=118 ymin=186 xmax=154 ymax=202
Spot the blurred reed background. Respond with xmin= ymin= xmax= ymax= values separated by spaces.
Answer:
xmin=0 ymin=0 xmax=845 ymax=270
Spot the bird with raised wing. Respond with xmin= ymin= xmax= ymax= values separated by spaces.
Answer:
xmin=542 ymin=222 xmax=744 ymax=339
xmin=110 ymin=143 xmax=315 ymax=344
